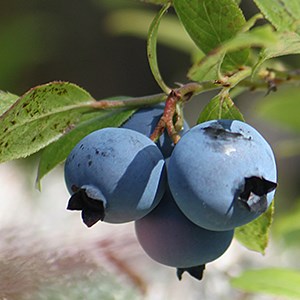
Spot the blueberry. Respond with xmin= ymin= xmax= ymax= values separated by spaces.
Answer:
xmin=122 ymin=104 xmax=189 ymax=157
xmin=135 ymin=188 xmax=234 ymax=271
xmin=167 ymin=119 xmax=277 ymax=231
xmin=64 ymin=127 xmax=166 ymax=226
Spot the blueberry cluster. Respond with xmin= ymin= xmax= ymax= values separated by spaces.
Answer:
xmin=64 ymin=105 xmax=277 ymax=280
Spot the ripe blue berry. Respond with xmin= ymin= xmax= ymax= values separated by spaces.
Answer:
xmin=65 ymin=127 xmax=166 ymax=227
xmin=122 ymin=104 xmax=189 ymax=157
xmin=135 ymin=188 xmax=234 ymax=271
xmin=167 ymin=119 xmax=277 ymax=231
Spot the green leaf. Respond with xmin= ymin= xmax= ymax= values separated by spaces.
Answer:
xmin=37 ymin=108 xmax=136 ymax=186
xmin=147 ymin=3 xmax=171 ymax=93
xmin=241 ymin=13 xmax=264 ymax=32
xmin=0 ymin=82 xmax=94 ymax=163
xmin=197 ymin=92 xmax=244 ymax=123
xmin=234 ymin=201 xmax=274 ymax=254
xmin=257 ymin=87 xmax=300 ymax=132
xmin=231 ymin=268 xmax=300 ymax=299
xmin=253 ymin=32 xmax=300 ymax=76
xmin=189 ymin=25 xmax=277 ymax=81
xmin=0 ymin=91 xmax=19 ymax=115
xmin=174 ymin=0 xmax=249 ymax=69
xmin=253 ymin=0 xmax=300 ymax=33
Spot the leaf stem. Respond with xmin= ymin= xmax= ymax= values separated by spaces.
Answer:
xmin=147 ymin=3 xmax=172 ymax=94
xmin=89 ymin=67 xmax=300 ymax=111
xmin=90 ymin=81 xmax=219 ymax=110
xmin=90 ymin=93 xmax=168 ymax=109
xmin=215 ymin=66 xmax=252 ymax=89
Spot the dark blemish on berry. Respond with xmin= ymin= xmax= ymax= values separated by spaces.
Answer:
xmin=88 ymin=161 xmax=92 ymax=166
xmin=203 ymin=125 xmax=243 ymax=140
xmin=101 ymin=151 xmax=109 ymax=157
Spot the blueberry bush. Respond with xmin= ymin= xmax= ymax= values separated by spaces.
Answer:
xmin=1 ymin=0 xmax=300 ymax=298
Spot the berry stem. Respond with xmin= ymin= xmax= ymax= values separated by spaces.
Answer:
xmin=150 ymin=90 xmax=182 ymax=144
xmin=149 ymin=116 xmax=165 ymax=143
xmin=164 ymin=90 xmax=182 ymax=144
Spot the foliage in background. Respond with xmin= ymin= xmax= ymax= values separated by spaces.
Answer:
xmin=231 ymin=268 xmax=300 ymax=299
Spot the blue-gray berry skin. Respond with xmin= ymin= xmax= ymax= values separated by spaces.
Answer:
xmin=167 ymin=119 xmax=277 ymax=231
xmin=122 ymin=104 xmax=189 ymax=158
xmin=64 ymin=127 xmax=166 ymax=226
xmin=135 ymin=188 xmax=234 ymax=268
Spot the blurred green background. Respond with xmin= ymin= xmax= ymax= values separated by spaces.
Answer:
xmin=0 ymin=0 xmax=185 ymax=96
xmin=1 ymin=0 xmax=300 ymax=299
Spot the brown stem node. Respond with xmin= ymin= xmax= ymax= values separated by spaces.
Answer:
xmin=150 ymin=90 xmax=182 ymax=145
